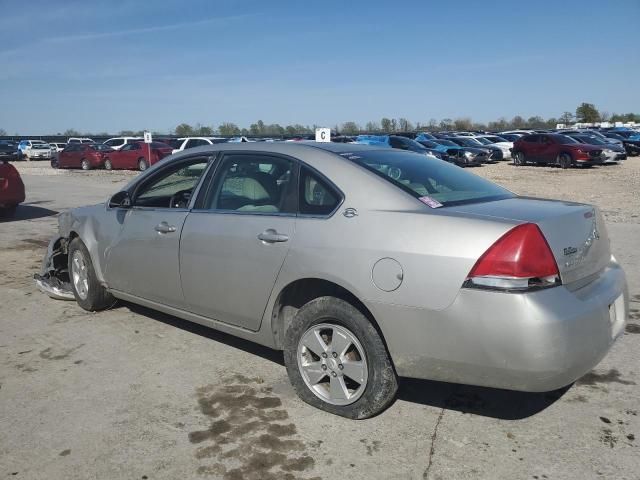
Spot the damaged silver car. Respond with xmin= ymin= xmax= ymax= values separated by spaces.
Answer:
xmin=36 ymin=142 xmax=628 ymax=419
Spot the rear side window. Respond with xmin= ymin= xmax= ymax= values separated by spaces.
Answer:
xmin=340 ymin=150 xmax=512 ymax=207
xmin=205 ymin=154 xmax=295 ymax=214
xmin=299 ymin=167 xmax=340 ymax=216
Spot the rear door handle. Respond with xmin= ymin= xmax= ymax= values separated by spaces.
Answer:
xmin=155 ymin=221 xmax=176 ymax=234
xmin=257 ymin=229 xmax=289 ymax=243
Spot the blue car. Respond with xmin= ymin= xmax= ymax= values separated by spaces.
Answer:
xmin=355 ymin=135 xmax=447 ymax=161
xmin=609 ymin=129 xmax=640 ymax=141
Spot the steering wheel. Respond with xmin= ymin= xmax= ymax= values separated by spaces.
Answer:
xmin=169 ymin=189 xmax=192 ymax=209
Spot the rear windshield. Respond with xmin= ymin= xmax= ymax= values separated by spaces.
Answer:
xmin=92 ymin=144 xmax=113 ymax=151
xmin=339 ymin=150 xmax=513 ymax=207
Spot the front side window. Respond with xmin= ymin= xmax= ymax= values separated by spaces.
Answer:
xmin=134 ymin=158 xmax=209 ymax=208
xmin=340 ymin=150 xmax=513 ymax=207
xmin=205 ymin=154 xmax=294 ymax=214
xmin=299 ymin=167 xmax=340 ymax=216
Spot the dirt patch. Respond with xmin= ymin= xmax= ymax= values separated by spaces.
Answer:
xmin=625 ymin=323 xmax=640 ymax=334
xmin=576 ymin=369 xmax=636 ymax=387
xmin=39 ymin=344 xmax=84 ymax=361
xmin=189 ymin=374 xmax=319 ymax=480
xmin=4 ymin=238 xmax=50 ymax=251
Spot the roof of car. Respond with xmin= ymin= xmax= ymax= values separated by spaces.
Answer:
xmin=169 ymin=141 xmax=391 ymax=160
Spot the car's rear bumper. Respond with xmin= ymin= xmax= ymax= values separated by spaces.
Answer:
xmin=372 ymin=258 xmax=628 ymax=392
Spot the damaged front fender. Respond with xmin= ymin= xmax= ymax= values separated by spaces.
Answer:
xmin=34 ymin=235 xmax=75 ymax=301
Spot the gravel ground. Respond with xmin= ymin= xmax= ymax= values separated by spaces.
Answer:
xmin=1 ymin=158 xmax=639 ymax=480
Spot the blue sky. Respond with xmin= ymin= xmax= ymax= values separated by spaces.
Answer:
xmin=0 ymin=0 xmax=638 ymax=134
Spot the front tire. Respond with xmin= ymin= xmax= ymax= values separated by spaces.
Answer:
xmin=284 ymin=296 xmax=398 ymax=419
xmin=558 ymin=153 xmax=572 ymax=169
xmin=68 ymin=237 xmax=116 ymax=311
xmin=104 ymin=159 xmax=113 ymax=171
xmin=138 ymin=158 xmax=148 ymax=171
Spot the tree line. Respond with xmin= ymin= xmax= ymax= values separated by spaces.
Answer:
xmin=2 ymin=103 xmax=638 ymax=138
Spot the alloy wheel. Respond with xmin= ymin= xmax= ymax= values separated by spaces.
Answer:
xmin=297 ymin=323 xmax=368 ymax=406
xmin=71 ymin=250 xmax=89 ymax=300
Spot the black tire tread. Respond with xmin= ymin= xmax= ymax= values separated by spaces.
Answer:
xmin=283 ymin=296 xmax=397 ymax=419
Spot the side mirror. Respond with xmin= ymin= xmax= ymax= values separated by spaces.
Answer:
xmin=109 ymin=191 xmax=131 ymax=208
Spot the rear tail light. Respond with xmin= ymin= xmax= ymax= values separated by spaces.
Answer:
xmin=463 ymin=223 xmax=560 ymax=292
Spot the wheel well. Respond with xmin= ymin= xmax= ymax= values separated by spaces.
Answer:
xmin=270 ymin=278 xmax=385 ymax=350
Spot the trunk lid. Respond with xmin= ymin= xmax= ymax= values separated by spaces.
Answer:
xmin=447 ymin=197 xmax=610 ymax=285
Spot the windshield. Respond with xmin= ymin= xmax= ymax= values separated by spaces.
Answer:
xmin=434 ymin=139 xmax=457 ymax=147
xmin=339 ymin=150 xmax=512 ymax=207
xmin=473 ymin=137 xmax=492 ymax=145
xmin=485 ymin=136 xmax=507 ymax=143
xmin=552 ymin=134 xmax=578 ymax=145
xmin=459 ymin=138 xmax=483 ymax=147
xmin=573 ymin=135 xmax=605 ymax=145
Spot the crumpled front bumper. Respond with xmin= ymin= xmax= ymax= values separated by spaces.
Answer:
xmin=34 ymin=236 xmax=74 ymax=300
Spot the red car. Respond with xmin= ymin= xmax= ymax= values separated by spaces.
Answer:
xmin=55 ymin=143 xmax=114 ymax=170
xmin=512 ymin=133 xmax=605 ymax=169
xmin=0 ymin=160 xmax=25 ymax=217
xmin=104 ymin=141 xmax=173 ymax=171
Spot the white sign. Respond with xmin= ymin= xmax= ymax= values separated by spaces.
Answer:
xmin=143 ymin=131 xmax=152 ymax=143
xmin=556 ymin=124 xmax=566 ymax=130
xmin=315 ymin=128 xmax=331 ymax=143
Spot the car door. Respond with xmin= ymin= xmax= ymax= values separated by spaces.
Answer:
xmin=61 ymin=145 xmax=77 ymax=168
xmin=103 ymin=156 xmax=212 ymax=307
xmin=113 ymin=143 xmax=133 ymax=169
xmin=179 ymin=152 xmax=297 ymax=330
xmin=538 ymin=135 xmax=557 ymax=163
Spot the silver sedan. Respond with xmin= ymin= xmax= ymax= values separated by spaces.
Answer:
xmin=36 ymin=142 xmax=629 ymax=419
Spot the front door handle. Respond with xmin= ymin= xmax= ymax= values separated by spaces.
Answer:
xmin=257 ymin=229 xmax=289 ymax=243
xmin=155 ymin=221 xmax=176 ymax=234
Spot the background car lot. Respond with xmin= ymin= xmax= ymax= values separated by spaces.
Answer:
xmin=1 ymin=160 xmax=639 ymax=479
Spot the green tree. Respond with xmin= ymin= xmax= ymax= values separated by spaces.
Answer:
xmin=341 ymin=121 xmax=360 ymax=135
xmin=380 ymin=117 xmax=392 ymax=132
xmin=559 ymin=112 xmax=574 ymax=124
xmin=510 ymin=116 xmax=526 ymax=129
xmin=575 ymin=103 xmax=600 ymax=123
xmin=527 ymin=116 xmax=546 ymax=129
xmin=453 ymin=118 xmax=472 ymax=131
xmin=174 ymin=123 xmax=194 ymax=136
xmin=218 ymin=122 xmax=241 ymax=136
xmin=197 ymin=125 xmax=214 ymax=136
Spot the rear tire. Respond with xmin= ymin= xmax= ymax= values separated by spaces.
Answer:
xmin=138 ymin=158 xmax=148 ymax=171
xmin=558 ymin=153 xmax=572 ymax=169
xmin=513 ymin=151 xmax=525 ymax=166
xmin=284 ymin=296 xmax=398 ymax=419
xmin=81 ymin=159 xmax=91 ymax=170
xmin=0 ymin=205 xmax=17 ymax=217
xmin=104 ymin=159 xmax=113 ymax=171
xmin=68 ymin=237 xmax=116 ymax=311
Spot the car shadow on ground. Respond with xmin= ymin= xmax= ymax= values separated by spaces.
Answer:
xmin=124 ymin=302 xmax=286 ymax=366
xmin=0 ymin=204 xmax=58 ymax=222
xmin=124 ymin=302 xmax=568 ymax=420
xmin=397 ymin=377 xmax=569 ymax=420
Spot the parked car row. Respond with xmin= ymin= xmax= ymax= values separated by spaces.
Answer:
xmin=52 ymin=141 xmax=174 ymax=171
